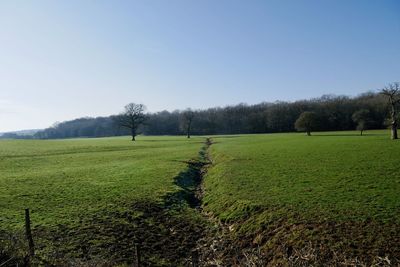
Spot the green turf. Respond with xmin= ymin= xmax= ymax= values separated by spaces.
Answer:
xmin=204 ymin=130 xmax=400 ymax=222
xmin=203 ymin=130 xmax=400 ymax=262
xmin=1 ymin=131 xmax=399 ymax=264
xmin=0 ymin=136 xmax=204 ymax=230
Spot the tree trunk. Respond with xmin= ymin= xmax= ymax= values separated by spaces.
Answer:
xmin=360 ymin=130 xmax=363 ymax=136
xmin=187 ymin=124 xmax=191 ymax=138
xmin=390 ymin=104 xmax=398 ymax=140
xmin=307 ymin=131 xmax=311 ymax=136
xmin=391 ymin=122 xmax=398 ymax=140
xmin=134 ymin=243 xmax=141 ymax=267
xmin=131 ymin=128 xmax=136 ymax=141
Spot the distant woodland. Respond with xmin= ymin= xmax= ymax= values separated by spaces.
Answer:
xmin=2 ymin=91 xmax=393 ymax=139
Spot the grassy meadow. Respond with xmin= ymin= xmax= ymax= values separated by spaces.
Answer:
xmin=0 ymin=136 xmax=207 ymax=265
xmin=0 ymin=136 xmax=205 ymax=228
xmin=0 ymin=130 xmax=399 ymax=265
xmin=204 ymin=130 xmax=400 ymax=264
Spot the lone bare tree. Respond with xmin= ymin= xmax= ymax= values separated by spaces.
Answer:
xmin=116 ymin=103 xmax=146 ymax=141
xmin=352 ymin=109 xmax=371 ymax=136
xmin=295 ymin=111 xmax=318 ymax=136
xmin=181 ymin=109 xmax=195 ymax=138
xmin=380 ymin=82 xmax=400 ymax=140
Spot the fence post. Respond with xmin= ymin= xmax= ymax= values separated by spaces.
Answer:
xmin=134 ymin=243 xmax=141 ymax=267
xmin=24 ymin=208 xmax=35 ymax=257
xmin=191 ymin=250 xmax=199 ymax=267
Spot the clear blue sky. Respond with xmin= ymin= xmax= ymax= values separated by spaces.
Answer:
xmin=0 ymin=0 xmax=399 ymax=132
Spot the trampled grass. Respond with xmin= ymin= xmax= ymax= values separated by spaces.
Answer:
xmin=203 ymin=130 xmax=400 ymax=263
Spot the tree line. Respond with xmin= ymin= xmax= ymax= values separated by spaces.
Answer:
xmin=11 ymin=84 xmax=397 ymax=140
xmin=31 ymin=93 xmax=388 ymax=138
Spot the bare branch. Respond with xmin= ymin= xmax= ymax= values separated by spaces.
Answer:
xmin=115 ymin=103 xmax=147 ymax=141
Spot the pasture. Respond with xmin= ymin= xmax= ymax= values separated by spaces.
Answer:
xmin=0 ymin=136 xmax=207 ymax=265
xmin=0 ymin=130 xmax=399 ymax=265
xmin=204 ymin=130 xmax=400 ymax=264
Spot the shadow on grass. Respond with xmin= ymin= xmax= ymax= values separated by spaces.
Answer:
xmin=164 ymin=160 xmax=205 ymax=209
xmin=165 ymin=139 xmax=211 ymax=209
xmin=210 ymin=135 xmax=242 ymax=139
xmin=312 ymin=133 xmax=385 ymax=137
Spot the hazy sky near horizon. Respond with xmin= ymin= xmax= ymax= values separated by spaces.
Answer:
xmin=0 ymin=1 xmax=399 ymax=132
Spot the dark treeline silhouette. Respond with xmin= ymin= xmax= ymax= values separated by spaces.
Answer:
xmin=33 ymin=117 xmax=130 ymax=139
xmin=30 ymin=91 xmax=390 ymax=139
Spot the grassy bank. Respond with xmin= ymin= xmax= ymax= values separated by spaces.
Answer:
xmin=203 ymin=130 xmax=400 ymax=264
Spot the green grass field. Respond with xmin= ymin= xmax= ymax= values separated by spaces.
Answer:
xmin=0 ymin=136 xmax=207 ymax=265
xmin=0 ymin=136 xmax=204 ymax=229
xmin=204 ymin=130 xmax=400 ymax=264
xmin=1 ymin=131 xmax=399 ymax=265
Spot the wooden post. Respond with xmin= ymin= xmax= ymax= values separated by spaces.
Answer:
xmin=134 ymin=243 xmax=141 ymax=267
xmin=24 ymin=208 xmax=35 ymax=257
xmin=191 ymin=250 xmax=199 ymax=267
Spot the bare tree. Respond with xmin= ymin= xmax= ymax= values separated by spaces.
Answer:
xmin=181 ymin=109 xmax=195 ymax=138
xmin=352 ymin=109 xmax=371 ymax=136
xmin=380 ymin=82 xmax=400 ymax=140
xmin=116 ymin=103 xmax=146 ymax=141
xmin=295 ymin=111 xmax=318 ymax=136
